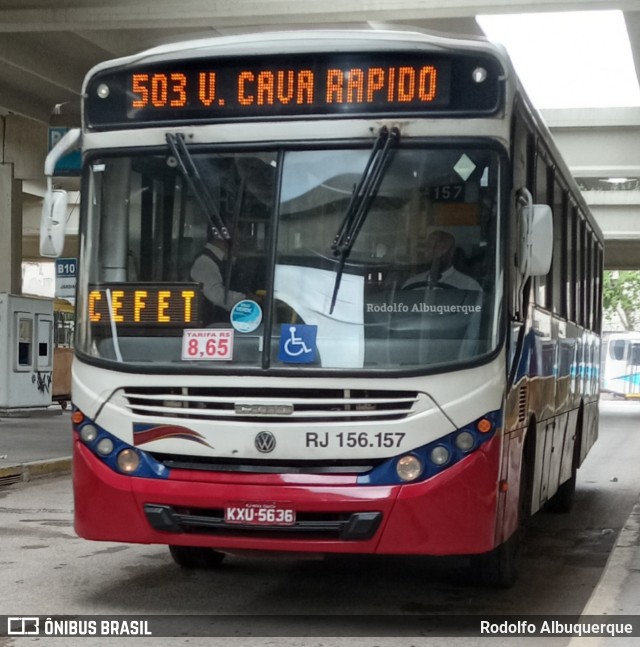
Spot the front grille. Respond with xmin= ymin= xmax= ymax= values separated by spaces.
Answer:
xmin=144 ymin=503 xmax=382 ymax=541
xmin=150 ymin=453 xmax=376 ymax=475
xmin=122 ymin=386 xmax=419 ymax=423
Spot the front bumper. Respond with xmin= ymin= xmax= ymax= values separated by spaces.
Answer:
xmin=74 ymin=434 xmax=501 ymax=556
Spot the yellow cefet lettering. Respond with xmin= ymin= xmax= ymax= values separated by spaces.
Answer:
xmin=134 ymin=290 xmax=147 ymax=322
xmin=89 ymin=291 xmax=101 ymax=322
xmin=157 ymin=290 xmax=171 ymax=322
xmin=181 ymin=290 xmax=195 ymax=323
xmin=88 ymin=286 xmax=200 ymax=326
xmin=111 ymin=290 xmax=124 ymax=322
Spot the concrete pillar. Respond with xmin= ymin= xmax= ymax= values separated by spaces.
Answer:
xmin=0 ymin=164 xmax=23 ymax=294
xmin=0 ymin=114 xmax=48 ymax=289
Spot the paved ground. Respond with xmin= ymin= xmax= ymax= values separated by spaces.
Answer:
xmin=0 ymin=407 xmax=71 ymax=482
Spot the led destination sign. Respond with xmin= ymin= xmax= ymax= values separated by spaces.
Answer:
xmin=85 ymin=52 xmax=502 ymax=127
xmin=88 ymin=284 xmax=202 ymax=329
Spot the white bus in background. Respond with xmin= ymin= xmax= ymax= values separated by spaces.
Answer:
xmin=601 ymin=332 xmax=640 ymax=398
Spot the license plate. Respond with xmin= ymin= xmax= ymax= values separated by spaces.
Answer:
xmin=224 ymin=502 xmax=296 ymax=526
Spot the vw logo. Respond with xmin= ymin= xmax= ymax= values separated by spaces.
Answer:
xmin=255 ymin=431 xmax=276 ymax=453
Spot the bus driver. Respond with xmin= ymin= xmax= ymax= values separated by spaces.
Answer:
xmin=402 ymin=229 xmax=481 ymax=292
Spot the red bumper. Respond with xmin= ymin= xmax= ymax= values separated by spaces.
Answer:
xmin=74 ymin=435 xmax=501 ymax=556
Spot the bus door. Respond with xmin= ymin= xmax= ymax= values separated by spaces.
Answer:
xmin=626 ymin=342 xmax=640 ymax=397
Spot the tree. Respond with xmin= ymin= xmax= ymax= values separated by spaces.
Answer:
xmin=602 ymin=271 xmax=640 ymax=330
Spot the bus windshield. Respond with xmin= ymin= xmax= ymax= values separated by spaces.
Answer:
xmin=76 ymin=143 xmax=503 ymax=372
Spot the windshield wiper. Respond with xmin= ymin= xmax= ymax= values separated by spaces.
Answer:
xmin=329 ymin=126 xmax=400 ymax=314
xmin=166 ymin=132 xmax=230 ymax=241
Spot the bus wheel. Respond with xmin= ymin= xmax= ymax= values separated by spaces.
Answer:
xmin=169 ymin=545 xmax=226 ymax=569
xmin=472 ymin=530 xmax=521 ymax=589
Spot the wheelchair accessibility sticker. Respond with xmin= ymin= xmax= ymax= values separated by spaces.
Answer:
xmin=278 ymin=324 xmax=317 ymax=364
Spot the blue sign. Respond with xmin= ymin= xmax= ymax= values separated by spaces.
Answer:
xmin=48 ymin=127 xmax=81 ymax=176
xmin=230 ymin=299 xmax=262 ymax=333
xmin=55 ymin=257 xmax=77 ymax=299
xmin=55 ymin=258 xmax=77 ymax=278
xmin=278 ymin=324 xmax=318 ymax=364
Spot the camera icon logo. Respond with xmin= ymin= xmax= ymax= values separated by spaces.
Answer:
xmin=7 ymin=617 xmax=40 ymax=635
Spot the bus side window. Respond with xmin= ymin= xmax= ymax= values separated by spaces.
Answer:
xmin=533 ymin=149 xmax=549 ymax=309
xmin=610 ymin=339 xmax=625 ymax=361
xmin=510 ymin=108 xmax=535 ymax=320
xmin=552 ymin=180 xmax=567 ymax=317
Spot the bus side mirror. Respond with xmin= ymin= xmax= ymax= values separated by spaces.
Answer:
xmin=518 ymin=190 xmax=553 ymax=278
xmin=39 ymin=127 xmax=81 ymax=258
xmin=39 ymin=189 xmax=69 ymax=257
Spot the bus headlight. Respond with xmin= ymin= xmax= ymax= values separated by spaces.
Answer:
xmin=96 ymin=438 xmax=114 ymax=456
xmin=455 ymin=431 xmax=476 ymax=452
xmin=117 ymin=448 xmax=141 ymax=473
xmin=396 ymin=455 xmax=423 ymax=482
xmin=80 ymin=424 xmax=98 ymax=443
xmin=429 ymin=445 xmax=451 ymax=466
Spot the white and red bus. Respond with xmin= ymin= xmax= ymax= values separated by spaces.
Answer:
xmin=42 ymin=28 xmax=603 ymax=586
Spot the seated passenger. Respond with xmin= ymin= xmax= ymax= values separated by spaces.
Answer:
xmin=402 ymin=229 xmax=481 ymax=292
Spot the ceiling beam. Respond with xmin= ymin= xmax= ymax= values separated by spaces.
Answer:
xmin=0 ymin=87 xmax=51 ymax=123
xmin=1 ymin=0 xmax=638 ymax=32
xmin=543 ymin=107 xmax=640 ymax=128
xmin=0 ymin=35 xmax=83 ymax=95
xmin=72 ymin=28 xmax=216 ymax=58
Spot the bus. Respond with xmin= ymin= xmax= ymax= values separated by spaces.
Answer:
xmin=601 ymin=332 xmax=640 ymax=398
xmin=41 ymin=28 xmax=603 ymax=587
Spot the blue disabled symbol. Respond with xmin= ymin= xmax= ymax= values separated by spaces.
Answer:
xmin=278 ymin=324 xmax=317 ymax=364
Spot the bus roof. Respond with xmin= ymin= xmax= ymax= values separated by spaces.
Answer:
xmin=83 ymin=28 xmax=513 ymax=84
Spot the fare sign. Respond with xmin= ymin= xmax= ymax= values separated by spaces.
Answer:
xmin=181 ymin=329 xmax=234 ymax=361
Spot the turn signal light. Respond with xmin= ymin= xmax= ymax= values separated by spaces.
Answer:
xmin=477 ymin=418 xmax=493 ymax=434
xmin=71 ymin=410 xmax=84 ymax=425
